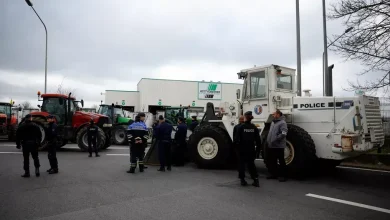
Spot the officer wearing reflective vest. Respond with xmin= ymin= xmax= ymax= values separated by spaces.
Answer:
xmin=127 ymin=115 xmax=149 ymax=173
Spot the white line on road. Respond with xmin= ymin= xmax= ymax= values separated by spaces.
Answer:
xmin=306 ymin=193 xmax=390 ymax=214
xmin=106 ymin=154 xmax=129 ymax=156
xmin=0 ymin=152 xmax=22 ymax=154
xmin=65 ymin=146 xmax=128 ymax=150
xmin=336 ymin=166 xmax=390 ymax=173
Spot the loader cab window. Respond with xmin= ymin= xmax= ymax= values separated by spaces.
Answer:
xmin=250 ymin=71 xmax=267 ymax=99
xmin=41 ymin=97 xmax=66 ymax=123
xmin=277 ymin=74 xmax=293 ymax=90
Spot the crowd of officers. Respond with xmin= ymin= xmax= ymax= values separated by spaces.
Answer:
xmin=15 ymin=109 xmax=288 ymax=187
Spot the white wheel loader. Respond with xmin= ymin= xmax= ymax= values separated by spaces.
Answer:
xmin=188 ymin=64 xmax=385 ymax=177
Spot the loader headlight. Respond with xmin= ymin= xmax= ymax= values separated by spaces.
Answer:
xmin=103 ymin=123 xmax=112 ymax=127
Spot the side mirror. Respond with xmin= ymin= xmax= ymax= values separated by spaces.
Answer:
xmin=18 ymin=107 xmax=22 ymax=111
xmin=59 ymin=98 xmax=64 ymax=105
xmin=81 ymin=100 xmax=84 ymax=107
xmin=236 ymin=89 xmax=241 ymax=99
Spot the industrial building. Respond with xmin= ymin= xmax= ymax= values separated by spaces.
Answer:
xmin=104 ymin=78 xmax=242 ymax=114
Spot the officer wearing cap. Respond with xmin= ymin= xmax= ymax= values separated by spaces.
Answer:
xmin=173 ymin=116 xmax=187 ymax=166
xmin=46 ymin=115 xmax=59 ymax=174
xmin=87 ymin=119 xmax=100 ymax=157
xmin=126 ymin=115 xmax=149 ymax=173
xmin=16 ymin=114 xmax=42 ymax=177
xmin=233 ymin=111 xmax=261 ymax=187
xmin=154 ymin=115 xmax=173 ymax=171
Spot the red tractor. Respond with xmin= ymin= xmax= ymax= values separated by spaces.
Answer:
xmin=0 ymin=102 xmax=21 ymax=141
xmin=18 ymin=92 xmax=113 ymax=151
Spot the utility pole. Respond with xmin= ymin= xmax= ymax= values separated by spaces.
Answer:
xmin=322 ymin=0 xmax=329 ymax=96
xmin=296 ymin=0 xmax=302 ymax=96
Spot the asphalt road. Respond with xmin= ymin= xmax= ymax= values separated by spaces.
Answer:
xmin=0 ymin=141 xmax=389 ymax=220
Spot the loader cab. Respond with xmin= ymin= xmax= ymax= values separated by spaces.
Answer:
xmin=238 ymin=64 xmax=296 ymax=122
xmin=39 ymin=92 xmax=83 ymax=125
xmin=0 ymin=103 xmax=12 ymax=122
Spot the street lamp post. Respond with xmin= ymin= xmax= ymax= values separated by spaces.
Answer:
xmin=25 ymin=0 xmax=48 ymax=94
xmin=322 ymin=0 xmax=329 ymax=96
xmin=296 ymin=0 xmax=302 ymax=96
xmin=322 ymin=27 xmax=354 ymax=95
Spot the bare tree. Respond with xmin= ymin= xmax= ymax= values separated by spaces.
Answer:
xmin=91 ymin=104 xmax=98 ymax=111
xmin=328 ymin=0 xmax=390 ymax=92
xmin=57 ymin=77 xmax=77 ymax=98
xmin=21 ymin=101 xmax=32 ymax=109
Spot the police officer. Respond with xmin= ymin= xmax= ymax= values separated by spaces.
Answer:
xmin=16 ymin=114 xmax=42 ymax=177
xmin=173 ymin=116 xmax=187 ymax=166
xmin=189 ymin=115 xmax=198 ymax=132
xmin=46 ymin=115 xmax=59 ymax=174
xmin=127 ymin=115 xmax=149 ymax=173
xmin=233 ymin=111 xmax=261 ymax=187
xmin=154 ymin=115 xmax=173 ymax=171
xmin=137 ymin=113 xmax=148 ymax=167
xmin=87 ymin=119 xmax=100 ymax=157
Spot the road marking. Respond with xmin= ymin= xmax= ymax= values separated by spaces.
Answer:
xmin=306 ymin=193 xmax=390 ymax=214
xmin=106 ymin=154 xmax=129 ymax=156
xmin=0 ymin=152 xmax=22 ymax=154
xmin=336 ymin=166 xmax=390 ymax=173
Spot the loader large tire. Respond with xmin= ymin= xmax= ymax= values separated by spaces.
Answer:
xmin=76 ymin=126 xmax=106 ymax=151
xmin=188 ymin=125 xmax=232 ymax=169
xmin=264 ymin=124 xmax=317 ymax=178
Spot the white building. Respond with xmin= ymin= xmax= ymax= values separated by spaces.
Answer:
xmin=104 ymin=78 xmax=243 ymax=114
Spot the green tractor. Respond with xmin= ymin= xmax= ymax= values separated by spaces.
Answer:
xmin=163 ymin=105 xmax=203 ymax=127
xmin=97 ymin=104 xmax=133 ymax=145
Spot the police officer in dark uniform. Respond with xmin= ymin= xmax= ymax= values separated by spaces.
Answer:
xmin=87 ymin=119 xmax=100 ymax=157
xmin=189 ymin=115 xmax=198 ymax=132
xmin=127 ymin=115 xmax=149 ymax=173
xmin=173 ymin=116 xmax=187 ymax=166
xmin=154 ymin=115 xmax=173 ymax=171
xmin=46 ymin=115 xmax=59 ymax=174
xmin=16 ymin=114 xmax=42 ymax=177
xmin=233 ymin=111 xmax=261 ymax=187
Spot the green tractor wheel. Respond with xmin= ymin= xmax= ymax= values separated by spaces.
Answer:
xmin=112 ymin=125 xmax=127 ymax=145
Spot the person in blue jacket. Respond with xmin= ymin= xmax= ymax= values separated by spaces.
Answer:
xmin=127 ymin=115 xmax=149 ymax=173
xmin=173 ymin=117 xmax=187 ymax=166
xmin=189 ymin=116 xmax=199 ymax=132
xmin=154 ymin=115 xmax=173 ymax=171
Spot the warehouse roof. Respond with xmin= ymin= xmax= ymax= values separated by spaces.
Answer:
xmin=106 ymin=78 xmax=243 ymax=92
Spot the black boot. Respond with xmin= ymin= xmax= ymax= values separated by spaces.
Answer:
xmin=47 ymin=168 xmax=53 ymax=173
xmin=88 ymin=154 xmax=92 ymax=157
xmin=95 ymin=154 xmax=100 ymax=157
xmin=139 ymin=164 xmax=144 ymax=172
xmin=127 ymin=167 xmax=135 ymax=173
xmin=35 ymin=168 xmax=40 ymax=177
xmin=240 ymin=179 xmax=248 ymax=186
xmin=21 ymin=172 xmax=30 ymax=178
xmin=252 ymin=178 xmax=259 ymax=187
xmin=49 ymin=169 xmax=58 ymax=174
xmin=157 ymin=167 xmax=165 ymax=172
xmin=167 ymin=166 xmax=171 ymax=171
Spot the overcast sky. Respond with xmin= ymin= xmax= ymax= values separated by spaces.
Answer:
xmin=0 ymin=0 xmax=382 ymax=108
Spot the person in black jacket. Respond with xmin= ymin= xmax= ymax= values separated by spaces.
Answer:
xmin=126 ymin=115 xmax=149 ymax=173
xmin=189 ymin=116 xmax=198 ymax=132
xmin=16 ymin=114 xmax=42 ymax=177
xmin=173 ymin=117 xmax=187 ymax=166
xmin=46 ymin=115 xmax=59 ymax=174
xmin=154 ymin=115 xmax=173 ymax=171
xmin=87 ymin=119 xmax=100 ymax=157
xmin=233 ymin=111 xmax=261 ymax=187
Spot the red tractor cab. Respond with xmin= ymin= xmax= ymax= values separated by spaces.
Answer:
xmin=0 ymin=102 xmax=21 ymax=141
xmin=18 ymin=92 xmax=112 ymax=151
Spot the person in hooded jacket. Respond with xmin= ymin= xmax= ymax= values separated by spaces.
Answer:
xmin=189 ymin=116 xmax=198 ymax=132
xmin=46 ymin=115 xmax=59 ymax=174
xmin=127 ymin=115 xmax=149 ymax=173
xmin=154 ymin=115 xmax=173 ymax=171
xmin=173 ymin=116 xmax=187 ymax=166
xmin=266 ymin=109 xmax=288 ymax=182
xmin=233 ymin=111 xmax=261 ymax=187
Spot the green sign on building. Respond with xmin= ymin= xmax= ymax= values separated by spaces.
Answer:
xmin=122 ymin=100 xmax=125 ymax=105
